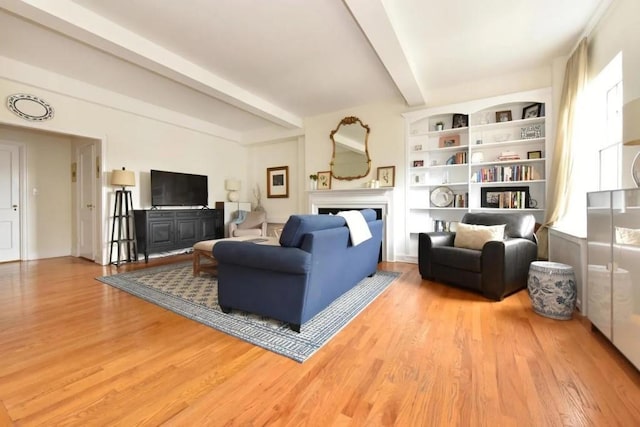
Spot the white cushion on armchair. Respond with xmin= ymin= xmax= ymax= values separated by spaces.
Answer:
xmin=229 ymin=210 xmax=267 ymax=237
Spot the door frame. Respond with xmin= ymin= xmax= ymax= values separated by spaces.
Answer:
xmin=1 ymin=120 xmax=107 ymax=264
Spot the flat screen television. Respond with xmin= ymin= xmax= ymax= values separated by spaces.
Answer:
xmin=151 ymin=169 xmax=208 ymax=207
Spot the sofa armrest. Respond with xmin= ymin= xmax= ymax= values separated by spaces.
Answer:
xmin=213 ymin=241 xmax=311 ymax=274
xmin=418 ymin=232 xmax=456 ymax=279
xmin=481 ymin=238 xmax=538 ymax=300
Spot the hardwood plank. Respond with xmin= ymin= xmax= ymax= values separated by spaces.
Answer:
xmin=0 ymin=256 xmax=639 ymax=425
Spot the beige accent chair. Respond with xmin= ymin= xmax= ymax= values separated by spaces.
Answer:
xmin=229 ymin=211 xmax=267 ymax=237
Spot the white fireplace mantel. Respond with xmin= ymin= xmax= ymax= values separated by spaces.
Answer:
xmin=308 ymin=188 xmax=394 ymax=261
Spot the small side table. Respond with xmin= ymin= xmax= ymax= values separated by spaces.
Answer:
xmin=527 ymin=261 xmax=577 ymax=320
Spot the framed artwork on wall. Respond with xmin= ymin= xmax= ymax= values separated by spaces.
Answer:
xmin=266 ymin=165 xmax=289 ymax=198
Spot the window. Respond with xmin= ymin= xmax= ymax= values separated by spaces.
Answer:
xmin=600 ymin=80 xmax=623 ymax=190
xmin=554 ymin=52 xmax=622 ymax=236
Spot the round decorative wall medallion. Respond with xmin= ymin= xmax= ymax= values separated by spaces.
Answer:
xmin=6 ymin=93 xmax=54 ymax=121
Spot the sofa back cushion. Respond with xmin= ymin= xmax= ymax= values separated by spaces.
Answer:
xmin=279 ymin=209 xmax=377 ymax=248
xmin=279 ymin=214 xmax=346 ymax=247
xmin=461 ymin=212 xmax=535 ymax=241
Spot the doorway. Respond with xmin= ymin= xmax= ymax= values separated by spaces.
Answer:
xmin=0 ymin=124 xmax=104 ymax=264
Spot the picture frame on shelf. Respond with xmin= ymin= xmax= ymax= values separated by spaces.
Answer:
xmin=527 ymin=150 xmax=542 ymax=159
xmin=522 ymin=103 xmax=543 ymax=119
xmin=496 ymin=110 xmax=512 ymax=122
xmin=438 ymin=134 xmax=460 ymax=148
xmin=266 ymin=165 xmax=289 ymax=198
xmin=317 ymin=170 xmax=331 ymax=190
xmin=481 ymin=186 xmax=530 ymax=208
xmin=412 ymin=160 xmax=424 ymax=167
xmin=452 ymin=114 xmax=468 ymax=128
xmin=377 ymin=166 xmax=395 ymax=187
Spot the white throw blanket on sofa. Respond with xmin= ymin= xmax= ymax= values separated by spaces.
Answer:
xmin=337 ymin=210 xmax=372 ymax=246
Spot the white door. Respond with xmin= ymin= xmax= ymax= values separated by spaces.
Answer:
xmin=78 ymin=143 xmax=96 ymax=260
xmin=0 ymin=143 xmax=20 ymax=262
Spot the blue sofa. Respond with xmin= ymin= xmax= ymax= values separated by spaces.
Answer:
xmin=212 ymin=209 xmax=383 ymax=332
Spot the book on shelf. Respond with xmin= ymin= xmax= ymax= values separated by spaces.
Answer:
xmin=497 ymin=150 xmax=520 ymax=161
xmin=497 ymin=191 xmax=527 ymax=209
xmin=453 ymin=192 xmax=468 ymax=208
xmin=473 ymin=165 xmax=536 ymax=182
xmin=454 ymin=151 xmax=467 ymax=165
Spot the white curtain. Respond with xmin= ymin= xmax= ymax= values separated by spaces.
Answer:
xmin=536 ymin=38 xmax=588 ymax=259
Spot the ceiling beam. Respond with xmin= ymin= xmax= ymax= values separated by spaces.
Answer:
xmin=345 ymin=0 xmax=425 ymax=106
xmin=0 ymin=0 xmax=303 ymax=129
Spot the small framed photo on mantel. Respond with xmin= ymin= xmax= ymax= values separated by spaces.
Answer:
xmin=317 ymin=170 xmax=331 ymax=190
xmin=377 ymin=166 xmax=395 ymax=187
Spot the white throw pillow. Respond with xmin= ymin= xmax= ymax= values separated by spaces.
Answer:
xmin=454 ymin=223 xmax=506 ymax=250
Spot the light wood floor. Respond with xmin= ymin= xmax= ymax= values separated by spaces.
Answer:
xmin=1 ymin=256 xmax=639 ymax=426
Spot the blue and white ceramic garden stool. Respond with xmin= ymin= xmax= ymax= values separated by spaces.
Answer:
xmin=527 ymin=261 xmax=577 ymax=320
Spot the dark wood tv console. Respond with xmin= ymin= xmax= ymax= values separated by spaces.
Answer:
xmin=134 ymin=208 xmax=224 ymax=262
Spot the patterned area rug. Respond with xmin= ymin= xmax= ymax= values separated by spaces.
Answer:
xmin=97 ymin=263 xmax=399 ymax=362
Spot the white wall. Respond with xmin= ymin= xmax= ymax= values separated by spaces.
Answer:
xmin=0 ymin=125 xmax=72 ymax=260
xmin=247 ymin=137 xmax=302 ymax=224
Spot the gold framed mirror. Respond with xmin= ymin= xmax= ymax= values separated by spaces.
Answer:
xmin=330 ymin=116 xmax=371 ymax=180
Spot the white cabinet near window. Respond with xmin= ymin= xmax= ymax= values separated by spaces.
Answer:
xmin=402 ymin=88 xmax=552 ymax=261
xmin=587 ymin=188 xmax=640 ymax=370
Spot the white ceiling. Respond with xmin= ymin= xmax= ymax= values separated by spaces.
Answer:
xmin=0 ymin=0 xmax=606 ymax=143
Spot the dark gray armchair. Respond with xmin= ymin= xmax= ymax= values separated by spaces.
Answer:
xmin=418 ymin=212 xmax=538 ymax=300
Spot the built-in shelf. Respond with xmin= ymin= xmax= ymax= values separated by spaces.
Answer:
xmin=402 ymin=88 xmax=551 ymax=260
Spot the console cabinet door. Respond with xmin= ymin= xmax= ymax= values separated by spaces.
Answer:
xmin=175 ymin=217 xmax=199 ymax=246
xmin=200 ymin=211 xmax=223 ymax=240
xmin=148 ymin=219 xmax=175 ymax=251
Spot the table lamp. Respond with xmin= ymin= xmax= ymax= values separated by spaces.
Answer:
xmin=225 ymin=179 xmax=240 ymax=202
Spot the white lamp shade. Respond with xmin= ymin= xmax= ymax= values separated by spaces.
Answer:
xmin=225 ymin=179 xmax=240 ymax=191
xmin=623 ymin=98 xmax=640 ymax=146
xmin=111 ymin=169 xmax=135 ymax=187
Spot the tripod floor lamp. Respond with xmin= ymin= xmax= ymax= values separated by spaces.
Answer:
xmin=109 ymin=167 xmax=138 ymax=266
